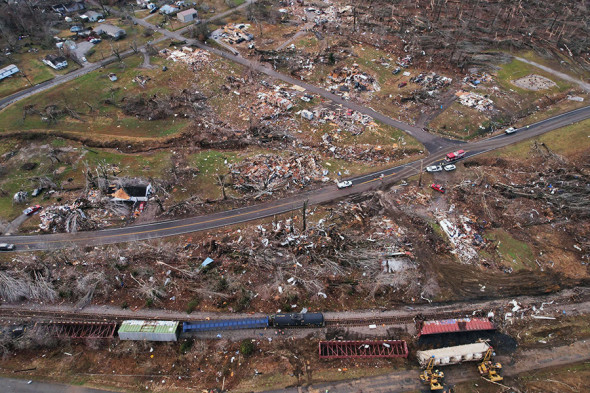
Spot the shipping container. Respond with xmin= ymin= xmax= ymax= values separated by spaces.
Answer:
xmin=118 ymin=320 xmax=179 ymax=342
xmin=182 ymin=317 xmax=269 ymax=333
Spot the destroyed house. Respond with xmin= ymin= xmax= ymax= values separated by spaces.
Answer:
xmin=52 ymin=1 xmax=85 ymax=14
xmin=110 ymin=183 xmax=152 ymax=202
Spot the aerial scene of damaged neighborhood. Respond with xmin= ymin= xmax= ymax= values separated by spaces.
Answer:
xmin=0 ymin=0 xmax=589 ymax=392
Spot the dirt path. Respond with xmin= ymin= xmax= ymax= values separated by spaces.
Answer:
xmin=269 ymin=340 xmax=590 ymax=393
xmin=513 ymin=56 xmax=590 ymax=92
xmin=276 ymin=22 xmax=314 ymax=51
xmin=2 ymin=214 xmax=28 ymax=236
xmin=139 ymin=48 xmax=154 ymax=69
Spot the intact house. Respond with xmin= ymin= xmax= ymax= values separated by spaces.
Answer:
xmin=0 ymin=64 xmax=20 ymax=81
xmin=109 ymin=183 xmax=153 ymax=203
xmin=43 ymin=54 xmax=68 ymax=70
xmin=177 ymin=8 xmax=198 ymax=23
xmin=80 ymin=10 xmax=103 ymax=22
xmin=94 ymin=24 xmax=126 ymax=40
xmin=160 ymin=4 xmax=179 ymax=15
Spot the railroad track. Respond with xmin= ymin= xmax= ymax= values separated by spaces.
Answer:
xmin=0 ymin=308 xmax=168 ymax=324
xmin=1 ymin=287 xmax=588 ymax=327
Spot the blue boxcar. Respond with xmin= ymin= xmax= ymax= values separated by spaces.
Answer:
xmin=182 ymin=317 xmax=269 ymax=333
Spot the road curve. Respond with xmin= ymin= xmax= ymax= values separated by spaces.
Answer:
xmin=2 ymin=105 xmax=589 ymax=251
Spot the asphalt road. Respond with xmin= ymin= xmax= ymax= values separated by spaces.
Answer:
xmin=2 ymin=105 xmax=589 ymax=251
xmin=2 ymin=377 xmax=117 ymax=393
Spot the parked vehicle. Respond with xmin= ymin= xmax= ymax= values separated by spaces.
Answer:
xmin=505 ymin=127 xmax=517 ymax=134
xmin=398 ymin=82 xmax=407 ymax=88
xmin=337 ymin=180 xmax=353 ymax=189
xmin=23 ymin=205 xmax=42 ymax=216
xmin=0 ymin=243 xmax=15 ymax=251
xmin=443 ymin=164 xmax=456 ymax=171
xmin=445 ymin=149 xmax=465 ymax=162
xmin=426 ymin=165 xmax=443 ymax=173
xmin=431 ymin=184 xmax=445 ymax=193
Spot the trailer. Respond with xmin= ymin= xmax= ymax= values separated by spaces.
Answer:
xmin=182 ymin=317 xmax=269 ymax=333
xmin=417 ymin=342 xmax=491 ymax=367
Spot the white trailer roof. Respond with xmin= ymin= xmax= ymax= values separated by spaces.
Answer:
xmin=417 ymin=342 xmax=490 ymax=365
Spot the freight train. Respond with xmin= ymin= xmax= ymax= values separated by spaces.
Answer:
xmin=182 ymin=312 xmax=325 ymax=334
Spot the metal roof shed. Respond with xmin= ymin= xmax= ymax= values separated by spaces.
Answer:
xmin=118 ymin=320 xmax=179 ymax=341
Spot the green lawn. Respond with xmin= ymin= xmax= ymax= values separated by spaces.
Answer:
xmin=485 ymin=228 xmax=536 ymax=271
xmin=0 ymin=54 xmax=194 ymax=140
xmin=485 ymin=118 xmax=590 ymax=160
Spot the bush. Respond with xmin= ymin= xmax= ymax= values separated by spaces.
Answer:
xmin=180 ymin=339 xmax=193 ymax=354
xmin=240 ymin=339 xmax=255 ymax=356
xmin=185 ymin=296 xmax=201 ymax=314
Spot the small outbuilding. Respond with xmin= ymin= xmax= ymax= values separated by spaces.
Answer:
xmin=118 ymin=320 xmax=179 ymax=341
xmin=177 ymin=8 xmax=198 ymax=23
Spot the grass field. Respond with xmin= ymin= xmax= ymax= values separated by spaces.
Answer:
xmin=485 ymin=118 xmax=590 ymax=160
xmin=0 ymin=54 xmax=195 ymax=140
xmin=0 ymin=49 xmax=82 ymax=99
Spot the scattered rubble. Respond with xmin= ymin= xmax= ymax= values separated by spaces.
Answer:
xmin=230 ymin=153 xmax=328 ymax=194
xmin=455 ymin=91 xmax=494 ymax=111
xmin=512 ymin=74 xmax=556 ymax=91
xmin=160 ymin=47 xmax=211 ymax=70
xmin=326 ymin=65 xmax=380 ymax=97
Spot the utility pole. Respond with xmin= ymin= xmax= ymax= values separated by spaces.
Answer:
xmin=418 ymin=159 xmax=424 ymax=187
xmin=302 ymin=200 xmax=308 ymax=232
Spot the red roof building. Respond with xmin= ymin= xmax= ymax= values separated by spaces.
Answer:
xmin=418 ymin=318 xmax=495 ymax=337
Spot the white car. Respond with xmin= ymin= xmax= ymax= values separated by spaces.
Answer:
xmin=443 ymin=164 xmax=456 ymax=171
xmin=426 ymin=165 xmax=443 ymax=173
xmin=337 ymin=180 xmax=353 ymax=189
xmin=0 ymin=243 xmax=15 ymax=251
xmin=505 ymin=127 xmax=517 ymax=134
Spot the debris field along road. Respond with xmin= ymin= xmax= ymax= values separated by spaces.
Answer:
xmin=2 ymin=105 xmax=590 ymax=251
xmin=133 ymin=16 xmax=453 ymax=153
xmin=271 ymin=340 xmax=590 ymax=393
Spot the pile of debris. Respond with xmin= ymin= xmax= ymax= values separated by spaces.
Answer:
xmin=437 ymin=214 xmax=486 ymax=264
xmin=463 ymin=72 xmax=493 ymax=88
xmin=121 ymin=89 xmax=208 ymax=120
xmin=321 ymin=134 xmax=401 ymax=163
xmin=397 ymin=55 xmax=412 ymax=68
xmin=160 ymin=47 xmax=211 ymax=70
xmin=455 ymin=91 xmax=494 ymax=111
xmin=304 ymin=106 xmax=374 ymax=136
xmin=411 ymin=72 xmax=452 ymax=91
xmin=39 ymin=199 xmax=99 ymax=233
xmin=230 ymin=153 xmax=328 ymax=194
xmin=326 ymin=65 xmax=380 ymax=96
xmin=219 ymin=23 xmax=253 ymax=45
